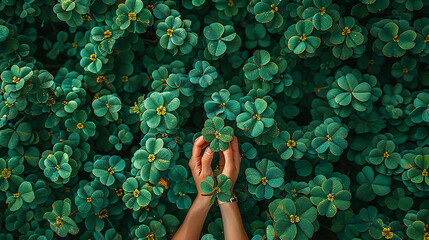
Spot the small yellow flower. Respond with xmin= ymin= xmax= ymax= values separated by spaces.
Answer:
xmin=107 ymin=167 xmax=115 ymax=175
xmin=342 ymin=26 xmax=351 ymax=36
xmin=287 ymin=140 xmax=296 ymax=148
xmin=300 ymin=34 xmax=307 ymax=41
xmin=133 ymin=189 xmax=140 ymax=197
xmin=12 ymin=76 xmax=20 ymax=83
xmin=261 ymin=177 xmax=268 ymax=186
xmin=327 ymin=193 xmax=334 ymax=202
xmin=1 ymin=168 xmax=11 ymax=179
xmin=290 ymin=215 xmax=300 ymax=223
xmin=156 ymin=106 xmax=167 ymax=115
xmin=148 ymin=154 xmax=156 ymax=163
xmin=104 ymin=30 xmax=112 ymax=38
xmin=252 ymin=114 xmax=261 ymax=120
xmin=167 ymin=29 xmax=174 ymax=37
xmin=128 ymin=12 xmax=137 ymax=21
xmin=90 ymin=54 xmax=97 ymax=61
xmin=77 ymin=123 xmax=84 ymax=129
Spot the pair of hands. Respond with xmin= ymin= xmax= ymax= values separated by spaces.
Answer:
xmin=189 ymin=135 xmax=241 ymax=203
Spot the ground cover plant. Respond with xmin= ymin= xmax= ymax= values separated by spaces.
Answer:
xmin=0 ymin=0 xmax=429 ymax=239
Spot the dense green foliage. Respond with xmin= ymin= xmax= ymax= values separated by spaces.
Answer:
xmin=0 ymin=0 xmax=429 ymax=239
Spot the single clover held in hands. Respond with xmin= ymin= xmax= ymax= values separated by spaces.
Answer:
xmin=188 ymin=135 xmax=242 ymax=204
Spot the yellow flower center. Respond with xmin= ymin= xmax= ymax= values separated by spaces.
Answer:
xmin=423 ymin=169 xmax=428 ymax=177
xmin=133 ymin=189 xmax=140 ymax=197
xmin=55 ymin=216 xmax=63 ymax=228
xmin=158 ymin=178 xmax=168 ymax=189
xmin=424 ymin=232 xmax=429 ymax=240
xmin=148 ymin=154 xmax=156 ymax=163
xmin=393 ymin=35 xmax=399 ymax=42
xmin=326 ymin=135 xmax=332 ymax=141
xmin=228 ymin=0 xmax=233 ymax=6
xmin=115 ymin=187 xmax=124 ymax=196
xmin=287 ymin=140 xmax=296 ymax=148
xmin=90 ymin=54 xmax=97 ymax=61
xmin=146 ymin=233 xmax=155 ymax=240
xmin=96 ymin=209 xmax=108 ymax=219
xmin=46 ymin=96 xmax=55 ymax=106
xmin=252 ymin=114 xmax=261 ymax=120
xmin=128 ymin=12 xmax=137 ymax=21
xmin=215 ymin=186 xmax=220 ymax=194
xmin=62 ymin=101 xmax=68 ymax=105
xmin=13 ymin=193 xmax=20 ymax=198
xmin=425 ymin=34 xmax=429 ymax=43
xmin=369 ymin=59 xmax=375 ymax=65
xmin=54 ymin=165 xmax=60 ymax=170
xmin=122 ymin=76 xmax=128 ymax=82
xmin=1 ymin=168 xmax=11 ymax=179
xmin=96 ymin=76 xmax=106 ymax=83
xmin=104 ymin=30 xmax=112 ymax=38
xmin=342 ymin=26 xmax=351 ymax=35
xmin=320 ymin=7 xmax=326 ymax=15
xmin=146 ymin=4 xmax=154 ymax=11
xmin=72 ymin=42 xmax=77 ymax=48
xmin=162 ymin=133 xmax=169 ymax=138
xmin=77 ymin=123 xmax=84 ymax=129
xmin=167 ymin=29 xmax=174 ymax=37
xmin=12 ymin=76 xmax=20 ymax=83
xmin=219 ymin=102 xmax=226 ymax=108
xmin=270 ymin=4 xmax=278 ymax=13
xmin=382 ymin=227 xmax=393 ymax=239
xmin=86 ymin=197 xmax=92 ymax=203
xmin=300 ymin=33 xmax=307 ymax=41
xmin=5 ymin=101 xmax=14 ymax=107
xmin=291 ymin=189 xmax=298 ymax=197
xmin=156 ymin=106 xmax=166 ymax=115
xmin=327 ymin=193 xmax=334 ymax=202
xmin=215 ymin=131 xmax=221 ymax=139
xmin=383 ymin=152 xmax=390 ymax=159
xmin=290 ymin=215 xmax=300 ymax=223
xmin=402 ymin=68 xmax=408 ymax=73
xmin=107 ymin=167 xmax=115 ymax=175
xmin=261 ymin=177 xmax=268 ymax=186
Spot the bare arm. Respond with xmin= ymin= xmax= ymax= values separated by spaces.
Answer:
xmin=218 ymin=137 xmax=249 ymax=240
xmin=219 ymin=202 xmax=248 ymax=240
xmin=172 ymin=136 xmax=214 ymax=240
xmin=172 ymin=196 xmax=211 ymax=240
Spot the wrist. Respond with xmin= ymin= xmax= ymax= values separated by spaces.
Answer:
xmin=195 ymin=194 xmax=213 ymax=208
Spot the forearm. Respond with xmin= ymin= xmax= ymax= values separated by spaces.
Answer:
xmin=219 ymin=202 xmax=249 ymax=240
xmin=172 ymin=196 xmax=212 ymax=240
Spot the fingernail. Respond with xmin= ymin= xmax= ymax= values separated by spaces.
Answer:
xmin=205 ymin=147 xmax=213 ymax=154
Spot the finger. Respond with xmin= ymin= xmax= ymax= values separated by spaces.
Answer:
xmin=231 ymin=136 xmax=241 ymax=166
xmin=219 ymin=151 xmax=225 ymax=172
xmin=201 ymin=147 xmax=214 ymax=176
xmin=192 ymin=136 xmax=206 ymax=158
xmin=222 ymin=143 xmax=234 ymax=177
xmin=219 ymin=151 xmax=225 ymax=168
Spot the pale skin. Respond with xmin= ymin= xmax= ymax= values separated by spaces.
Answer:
xmin=172 ymin=135 xmax=249 ymax=240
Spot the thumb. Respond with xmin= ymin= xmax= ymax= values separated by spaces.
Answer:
xmin=201 ymin=147 xmax=214 ymax=176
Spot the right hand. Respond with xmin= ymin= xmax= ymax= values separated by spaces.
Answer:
xmin=218 ymin=136 xmax=241 ymax=192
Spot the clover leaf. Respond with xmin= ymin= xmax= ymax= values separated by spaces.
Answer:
xmin=310 ymin=178 xmax=351 ymax=217
xmin=243 ymin=50 xmax=278 ymax=81
xmin=189 ymin=60 xmax=218 ymax=88
xmin=133 ymin=138 xmax=172 ymax=184
xmin=122 ymin=177 xmax=152 ymax=210
xmin=142 ymin=92 xmax=180 ymax=132
xmin=284 ymin=20 xmax=321 ymax=55
xmin=200 ymin=174 xmax=232 ymax=204
xmin=115 ymin=0 xmax=153 ymax=34
xmin=92 ymin=155 xmax=126 ymax=187
xmin=245 ymin=158 xmax=284 ymax=199
xmin=269 ymin=197 xmax=318 ymax=240
xmin=6 ymin=181 xmax=34 ymax=211
xmin=236 ymin=97 xmax=276 ymax=138
xmin=201 ymin=116 xmax=234 ymax=152
xmin=43 ymin=198 xmax=79 ymax=237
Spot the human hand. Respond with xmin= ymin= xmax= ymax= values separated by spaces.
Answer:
xmin=188 ymin=136 xmax=215 ymax=203
xmin=218 ymin=136 xmax=241 ymax=192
